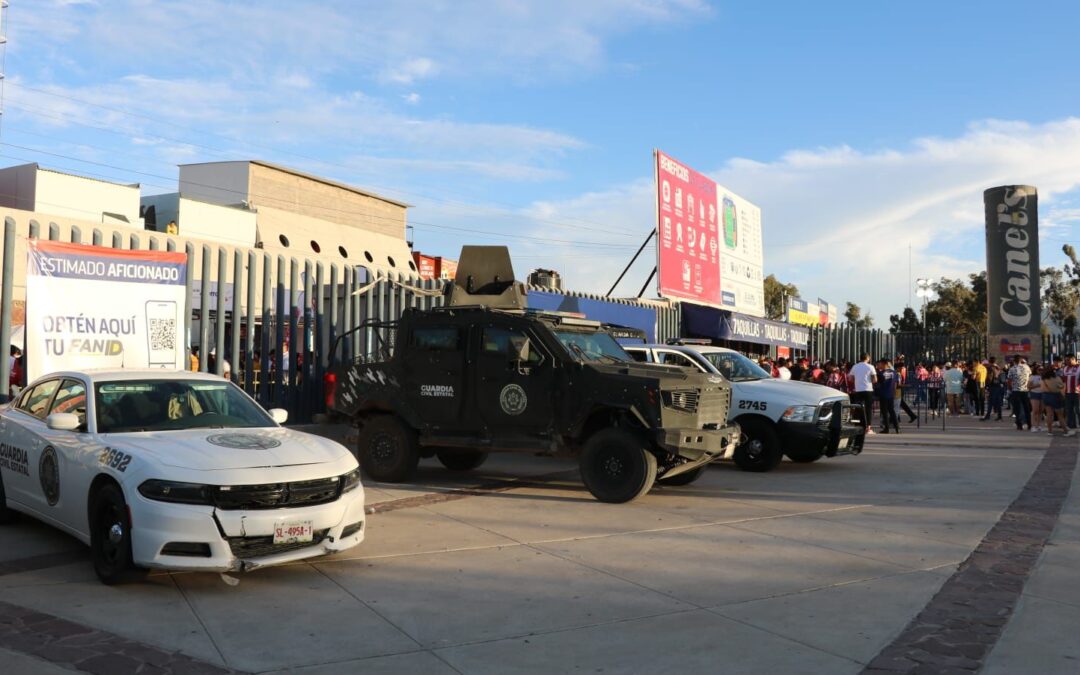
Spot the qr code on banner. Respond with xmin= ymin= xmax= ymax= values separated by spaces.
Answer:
xmin=149 ymin=318 xmax=176 ymax=351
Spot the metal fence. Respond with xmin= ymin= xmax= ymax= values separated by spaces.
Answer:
xmin=806 ymin=325 xmax=896 ymax=364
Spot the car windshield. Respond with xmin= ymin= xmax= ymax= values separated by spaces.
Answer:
xmin=702 ymin=351 xmax=771 ymax=381
xmin=95 ymin=380 xmax=275 ymax=433
xmin=554 ymin=330 xmax=631 ymax=364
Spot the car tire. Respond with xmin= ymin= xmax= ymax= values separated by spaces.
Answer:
xmin=435 ymin=449 xmax=489 ymax=471
xmin=733 ymin=419 xmax=783 ymax=472
xmin=89 ymin=483 xmax=144 ymax=585
xmin=579 ymin=428 xmax=658 ymax=503
xmin=0 ymin=474 xmax=19 ymax=524
xmin=785 ymin=447 xmax=825 ymax=463
xmin=357 ymin=415 xmax=420 ymax=483
xmin=657 ymin=465 xmax=706 ymax=486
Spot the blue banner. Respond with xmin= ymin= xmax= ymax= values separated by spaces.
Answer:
xmin=682 ymin=303 xmax=809 ymax=349
xmin=528 ymin=291 xmax=657 ymax=342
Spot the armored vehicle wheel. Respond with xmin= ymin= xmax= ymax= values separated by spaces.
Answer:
xmin=657 ymin=465 xmax=706 ymax=486
xmin=733 ymin=419 xmax=783 ymax=472
xmin=357 ymin=416 xmax=420 ymax=483
xmin=580 ymin=429 xmax=658 ymax=503
xmin=90 ymin=483 xmax=144 ymax=585
xmin=785 ymin=447 xmax=825 ymax=463
xmin=436 ymin=449 xmax=489 ymax=471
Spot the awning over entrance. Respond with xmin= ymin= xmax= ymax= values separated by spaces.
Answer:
xmin=682 ymin=303 xmax=809 ymax=349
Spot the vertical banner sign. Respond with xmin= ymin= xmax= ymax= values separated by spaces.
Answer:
xmin=656 ymin=150 xmax=721 ymax=306
xmin=716 ymin=183 xmax=765 ymax=317
xmin=984 ymin=185 xmax=1041 ymax=360
xmin=26 ymin=240 xmax=188 ymax=381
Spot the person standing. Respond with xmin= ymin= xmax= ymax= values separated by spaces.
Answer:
xmin=775 ymin=357 xmax=792 ymax=380
xmin=1063 ymin=354 xmax=1080 ymax=431
xmin=894 ymin=356 xmax=917 ymax=423
xmin=875 ymin=358 xmax=901 ymax=433
xmin=1028 ymin=365 xmax=1044 ymax=432
xmin=1007 ymin=356 xmax=1032 ymax=431
xmin=944 ymin=362 xmax=964 ymax=416
xmin=850 ymin=353 xmax=878 ymax=434
xmin=973 ymin=359 xmax=988 ymax=417
xmin=983 ymin=362 xmax=1006 ymax=421
xmin=1041 ymin=366 xmax=1071 ymax=435
xmin=927 ymin=364 xmax=944 ymax=417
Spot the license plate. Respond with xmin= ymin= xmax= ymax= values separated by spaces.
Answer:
xmin=273 ymin=520 xmax=313 ymax=545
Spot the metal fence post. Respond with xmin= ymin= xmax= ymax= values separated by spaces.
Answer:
xmin=0 ymin=218 xmax=15 ymax=401
xmin=199 ymin=245 xmax=211 ymax=372
xmin=214 ymin=247 xmax=227 ymax=377
xmin=288 ymin=258 xmax=299 ymax=418
xmin=230 ymin=249 xmax=243 ymax=384
xmin=184 ymin=243 xmax=194 ymax=371
xmin=245 ymin=250 xmax=256 ymax=397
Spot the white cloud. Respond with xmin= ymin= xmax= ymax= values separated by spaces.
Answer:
xmin=402 ymin=92 xmax=422 ymax=105
xmin=497 ymin=118 xmax=1080 ymax=317
xmin=380 ymin=58 xmax=438 ymax=85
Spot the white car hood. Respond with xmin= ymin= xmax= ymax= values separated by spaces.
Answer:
xmin=739 ymin=378 xmax=847 ymax=402
xmin=103 ymin=427 xmax=352 ymax=471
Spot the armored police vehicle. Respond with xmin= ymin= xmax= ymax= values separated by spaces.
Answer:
xmin=326 ymin=247 xmax=740 ymax=503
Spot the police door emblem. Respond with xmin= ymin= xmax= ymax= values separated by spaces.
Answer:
xmin=39 ymin=446 xmax=60 ymax=506
xmin=499 ymin=384 xmax=528 ymax=415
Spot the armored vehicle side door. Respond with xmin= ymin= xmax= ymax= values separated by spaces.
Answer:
xmin=474 ymin=324 xmax=554 ymax=436
xmin=401 ymin=322 xmax=466 ymax=429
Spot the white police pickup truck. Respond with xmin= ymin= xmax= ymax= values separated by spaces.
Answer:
xmin=624 ymin=342 xmax=865 ymax=471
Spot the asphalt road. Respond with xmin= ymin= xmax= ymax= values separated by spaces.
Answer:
xmin=1 ymin=415 xmax=1076 ymax=674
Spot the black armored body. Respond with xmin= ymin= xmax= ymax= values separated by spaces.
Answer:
xmin=326 ymin=246 xmax=740 ymax=503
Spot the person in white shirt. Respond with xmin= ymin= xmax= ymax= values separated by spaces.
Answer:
xmin=849 ymin=353 xmax=878 ymax=434
xmin=776 ymin=357 xmax=792 ymax=380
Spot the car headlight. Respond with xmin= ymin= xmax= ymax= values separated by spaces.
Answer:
xmin=138 ymin=480 xmax=214 ymax=505
xmin=340 ymin=468 xmax=362 ymax=493
xmin=781 ymin=405 xmax=817 ymax=423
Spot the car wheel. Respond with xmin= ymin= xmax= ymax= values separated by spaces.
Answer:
xmin=657 ymin=465 xmax=706 ymax=486
xmin=435 ymin=449 xmax=489 ymax=471
xmin=579 ymin=428 xmax=658 ymax=503
xmin=89 ymin=483 xmax=144 ymax=585
xmin=785 ymin=447 xmax=825 ymax=463
xmin=0 ymin=474 xmax=19 ymax=524
xmin=733 ymin=419 xmax=783 ymax=472
xmin=357 ymin=415 xmax=420 ymax=483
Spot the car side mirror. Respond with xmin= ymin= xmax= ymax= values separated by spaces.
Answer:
xmin=268 ymin=408 xmax=288 ymax=424
xmin=46 ymin=412 xmax=82 ymax=431
xmin=509 ymin=337 xmax=531 ymax=362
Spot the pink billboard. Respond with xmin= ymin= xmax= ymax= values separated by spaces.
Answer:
xmin=655 ymin=150 xmax=721 ymax=306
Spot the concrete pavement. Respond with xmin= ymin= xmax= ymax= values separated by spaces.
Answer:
xmin=0 ymin=413 xmax=1073 ymax=674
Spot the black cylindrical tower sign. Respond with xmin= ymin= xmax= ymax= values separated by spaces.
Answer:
xmin=984 ymin=185 xmax=1041 ymax=360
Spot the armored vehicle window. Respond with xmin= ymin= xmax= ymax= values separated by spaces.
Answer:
xmin=624 ymin=349 xmax=650 ymax=363
xmin=554 ymin=330 xmax=630 ymax=363
xmin=482 ymin=327 xmax=543 ymax=365
xmin=411 ymin=327 xmax=461 ymax=351
xmin=659 ymin=351 xmax=697 ymax=369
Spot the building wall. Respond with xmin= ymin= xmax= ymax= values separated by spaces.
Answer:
xmin=35 ymin=169 xmax=142 ymax=225
xmin=179 ymin=197 xmax=257 ymax=247
xmin=0 ymin=164 xmax=37 ymax=212
xmin=247 ymin=163 xmax=405 ymax=239
xmin=179 ymin=162 xmax=251 ymax=208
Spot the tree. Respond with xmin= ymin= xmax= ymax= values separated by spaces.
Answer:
xmin=889 ymin=307 xmax=922 ymax=333
xmin=844 ymin=302 xmax=874 ymax=328
xmin=1042 ymin=265 xmax=1079 ymax=336
xmin=763 ymin=274 xmax=799 ymax=321
xmin=924 ymin=276 xmax=983 ymax=334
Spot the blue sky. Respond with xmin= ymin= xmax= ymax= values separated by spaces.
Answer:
xmin=4 ymin=0 xmax=1079 ymax=321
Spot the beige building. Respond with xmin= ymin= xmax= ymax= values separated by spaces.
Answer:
xmin=175 ymin=160 xmax=415 ymax=277
xmin=0 ymin=163 xmax=143 ymax=227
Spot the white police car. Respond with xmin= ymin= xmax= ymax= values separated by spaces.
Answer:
xmin=0 ymin=370 xmax=365 ymax=583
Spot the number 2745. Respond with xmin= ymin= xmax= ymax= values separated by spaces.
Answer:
xmin=738 ymin=400 xmax=767 ymax=411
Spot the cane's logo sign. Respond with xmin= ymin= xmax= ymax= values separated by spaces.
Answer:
xmin=994 ymin=187 xmax=1035 ymax=328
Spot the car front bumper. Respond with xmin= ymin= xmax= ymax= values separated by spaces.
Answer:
xmin=778 ymin=420 xmax=865 ymax=457
xmin=129 ymin=486 xmax=367 ymax=573
xmin=656 ymin=422 xmax=742 ymax=463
